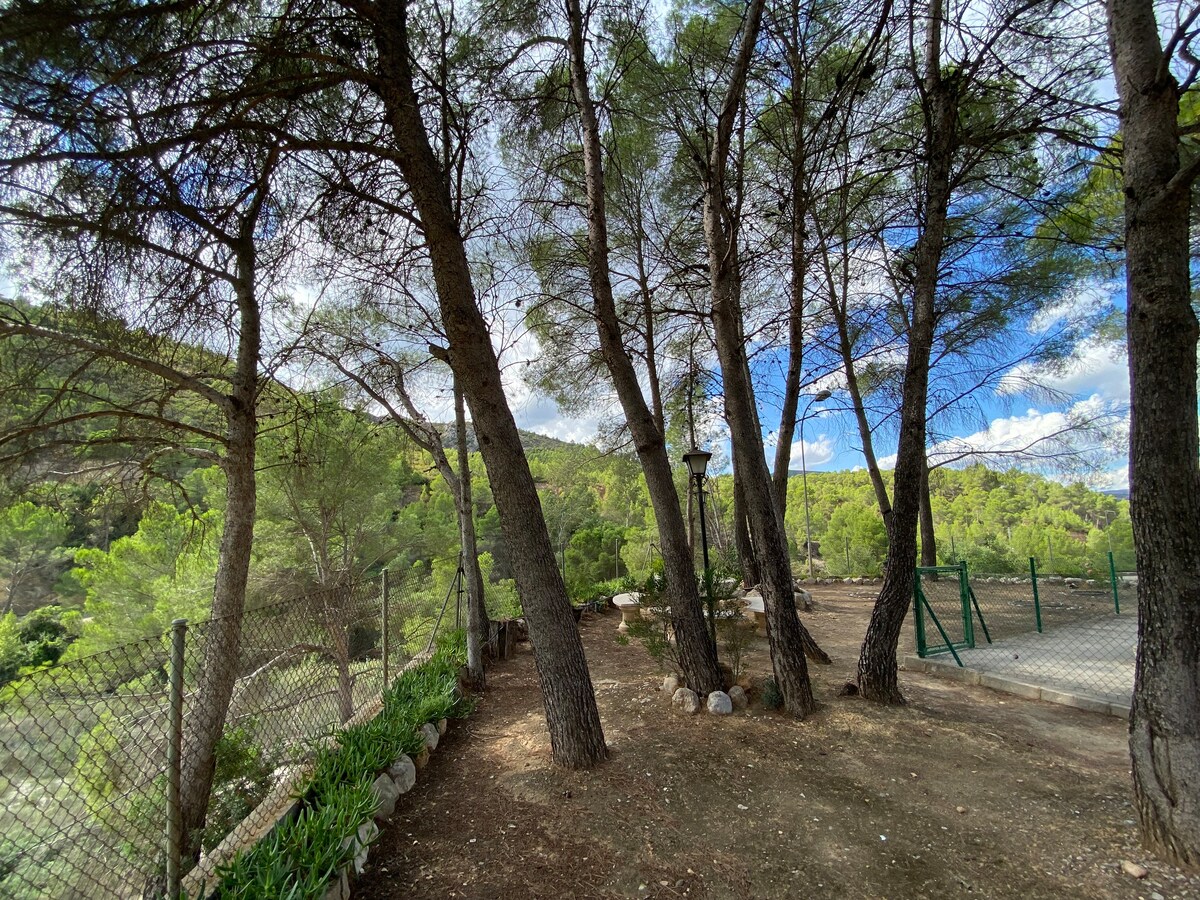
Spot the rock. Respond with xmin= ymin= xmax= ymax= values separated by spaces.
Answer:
xmin=707 ymin=691 xmax=733 ymax=715
xmin=413 ymin=747 xmax=431 ymax=769
xmin=794 ymin=589 xmax=813 ymax=611
xmin=663 ymin=673 xmax=681 ymax=695
xmin=671 ymin=687 xmax=700 ymax=714
xmin=388 ymin=755 xmax=417 ymax=794
xmin=342 ymin=819 xmax=378 ymax=875
xmin=372 ymin=772 xmax=401 ymax=820
xmin=437 ymin=718 xmax=448 ymax=736
xmin=1150 ymin=893 xmax=1165 ymax=900
xmin=420 ymin=722 xmax=440 ymax=752
xmin=955 ymin=805 xmax=967 ymax=814
xmin=322 ymin=869 xmax=350 ymax=900
xmin=728 ymin=685 xmax=749 ymax=710
xmin=1120 ymin=860 xmax=1149 ymax=879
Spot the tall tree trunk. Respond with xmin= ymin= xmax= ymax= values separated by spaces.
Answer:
xmin=372 ymin=0 xmax=606 ymax=767
xmin=456 ymin=380 xmax=489 ymax=685
xmin=702 ymin=0 xmax=819 ymax=717
xmin=564 ymin=0 xmax=722 ymax=694
xmin=1107 ymin=0 xmax=1200 ymax=867
xmin=179 ymin=266 xmax=260 ymax=859
xmin=857 ymin=0 xmax=952 ymax=703
xmin=771 ymin=116 xmax=808 ymax=529
xmin=733 ymin=467 xmax=760 ymax=588
xmin=919 ymin=454 xmax=937 ymax=567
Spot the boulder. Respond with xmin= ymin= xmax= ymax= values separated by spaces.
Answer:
xmin=437 ymin=718 xmax=449 ymax=736
xmin=420 ymin=722 xmax=440 ymax=752
xmin=388 ymin=754 xmax=417 ymax=794
xmin=706 ymin=691 xmax=733 ymax=715
xmin=371 ymin=772 xmax=401 ymax=820
xmin=413 ymin=747 xmax=431 ymax=770
xmin=728 ymin=685 xmax=749 ymax=710
xmin=671 ymin=687 xmax=700 ymax=714
xmin=342 ymin=819 xmax=378 ymax=875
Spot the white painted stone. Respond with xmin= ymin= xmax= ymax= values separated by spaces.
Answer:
xmin=706 ymin=691 xmax=733 ymax=715
xmin=388 ymin=754 xmax=417 ymax=794
xmin=671 ymin=687 xmax=700 ymax=714
xmin=420 ymin=722 xmax=440 ymax=752
xmin=372 ymin=773 xmax=400 ymax=820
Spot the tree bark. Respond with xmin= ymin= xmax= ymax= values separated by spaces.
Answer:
xmin=1107 ymin=0 xmax=1200 ymax=868
xmin=455 ymin=380 xmax=489 ymax=685
xmin=919 ymin=454 xmax=937 ymax=567
xmin=702 ymin=0 xmax=818 ymax=717
xmin=563 ymin=0 xmax=723 ymax=694
xmin=733 ymin=466 xmax=760 ymax=588
xmin=858 ymin=0 xmax=952 ymax=704
xmin=179 ymin=252 xmax=260 ymax=859
xmin=771 ymin=107 xmax=809 ymax=530
xmin=371 ymin=0 xmax=606 ymax=767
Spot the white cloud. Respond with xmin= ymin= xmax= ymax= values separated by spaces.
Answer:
xmin=916 ymin=396 xmax=1128 ymax=473
xmin=787 ymin=434 xmax=835 ymax=470
xmin=1000 ymin=336 xmax=1130 ymax=404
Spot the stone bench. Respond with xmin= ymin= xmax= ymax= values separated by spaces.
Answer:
xmin=741 ymin=591 xmax=813 ymax=637
xmin=613 ymin=592 xmax=642 ymax=633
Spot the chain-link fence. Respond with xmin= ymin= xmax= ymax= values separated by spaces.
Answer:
xmin=0 ymin=560 xmax=489 ymax=899
xmin=913 ymin=553 xmax=1136 ymax=707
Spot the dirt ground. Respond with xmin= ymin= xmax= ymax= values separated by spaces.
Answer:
xmin=356 ymin=585 xmax=1199 ymax=900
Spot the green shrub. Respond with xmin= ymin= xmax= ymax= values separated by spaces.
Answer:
xmin=211 ymin=651 xmax=473 ymax=898
xmin=760 ymin=677 xmax=783 ymax=710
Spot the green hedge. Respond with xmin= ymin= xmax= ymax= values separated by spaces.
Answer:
xmin=208 ymin=631 xmax=472 ymax=899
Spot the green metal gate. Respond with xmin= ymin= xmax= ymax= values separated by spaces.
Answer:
xmin=914 ymin=563 xmax=973 ymax=666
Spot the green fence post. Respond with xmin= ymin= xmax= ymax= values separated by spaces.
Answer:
xmin=1108 ymin=551 xmax=1120 ymax=614
xmin=959 ymin=560 xmax=974 ymax=648
xmin=1029 ymin=556 xmax=1043 ymax=633
xmin=914 ymin=572 xmax=927 ymax=658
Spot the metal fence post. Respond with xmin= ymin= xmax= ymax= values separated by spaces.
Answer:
xmin=913 ymin=570 xmax=927 ymax=657
xmin=381 ymin=569 xmax=390 ymax=689
xmin=959 ymin=560 xmax=974 ymax=648
xmin=166 ymin=618 xmax=187 ymax=899
xmin=1029 ymin=557 xmax=1043 ymax=633
xmin=1108 ymin=551 xmax=1120 ymax=614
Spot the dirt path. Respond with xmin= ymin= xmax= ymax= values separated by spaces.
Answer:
xmin=356 ymin=588 xmax=1198 ymax=899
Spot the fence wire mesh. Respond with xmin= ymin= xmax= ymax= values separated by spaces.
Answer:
xmin=0 ymin=560 xmax=476 ymax=899
xmin=915 ymin=554 xmax=1136 ymax=708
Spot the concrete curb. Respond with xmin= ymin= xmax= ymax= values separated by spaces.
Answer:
xmin=902 ymin=655 xmax=1131 ymax=720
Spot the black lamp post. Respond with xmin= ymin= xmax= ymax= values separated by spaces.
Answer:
xmin=682 ymin=447 xmax=716 ymax=649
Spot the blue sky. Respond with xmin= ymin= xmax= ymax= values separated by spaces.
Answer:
xmin=507 ymin=276 xmax=1132 ymax=491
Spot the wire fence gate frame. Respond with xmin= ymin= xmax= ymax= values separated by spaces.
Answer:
xmin=913 ymin=551 xmax=1136 ymax=707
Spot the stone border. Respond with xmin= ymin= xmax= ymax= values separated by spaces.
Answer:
xmin=181 ymin=653 xmax=435 ymax=899
xmin=902 ymin=655 xmax=1131 ymax=720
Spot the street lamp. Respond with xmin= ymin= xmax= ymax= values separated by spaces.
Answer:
xmin=682 ymin=447 xmax=716 ymax=649
xmin=799 ymin=389 xmax=832 ymax=579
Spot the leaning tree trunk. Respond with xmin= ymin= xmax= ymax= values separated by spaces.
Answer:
xmin=179 ymin=273 xmax=260 ymax=859
xmin=1107 ymin=0 xmax=1200 ymax=868
xmin=698 ymin=0 xmax=822 ymax=718
xmin=455 ymin=381 xmax=490 ymax=685
xmin=858 ymin=0 xmax=952 ymax=704
xmin=564 ymin=0 xmax=722 ymax=695
xmin=372 ymin=1 xmax=606 ymax=767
